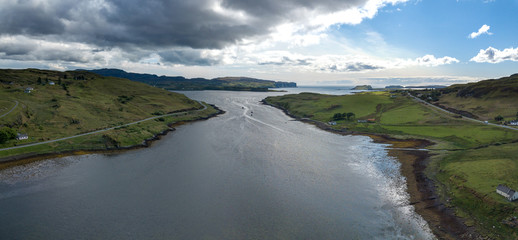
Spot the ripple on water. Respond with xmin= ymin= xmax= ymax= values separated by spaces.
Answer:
xmin=0 ymin=155 xmax=84 ymax=185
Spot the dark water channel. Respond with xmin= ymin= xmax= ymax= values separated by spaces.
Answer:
xmin=0 ymin=90 xmax=434 ymax=239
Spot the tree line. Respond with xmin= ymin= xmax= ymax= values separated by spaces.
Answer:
xmin=332 ymin=112 xmax=355 ymax=121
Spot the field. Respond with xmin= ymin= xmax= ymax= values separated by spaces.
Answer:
xmin=265 ymin=91 xmax=518 ymax=239
xmin=0 ymin=69 xmax=219 ymax=160
xmin=417 ymin=74 xmax=518 ymax=121
xmin=437 ymin=93 xmax=517 ymax=121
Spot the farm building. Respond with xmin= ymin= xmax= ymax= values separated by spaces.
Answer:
xmin=496 ymin=184 xmax=518 ymax=201
xmin=16 ymin=133 xmax=28 ymax=140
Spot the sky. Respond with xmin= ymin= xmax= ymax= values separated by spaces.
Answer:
xmin=0 ymin=0 xmax=517 ymax=86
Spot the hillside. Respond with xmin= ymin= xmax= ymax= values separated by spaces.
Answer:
xmin=0 ymin=68 xmax=219 ymax=155
xmin=88 ymin=68 xmax=297 ymax=91
xmin=414 ymin=74 xmax=518 ymax=121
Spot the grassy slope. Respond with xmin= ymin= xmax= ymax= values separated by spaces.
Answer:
xmin=264 ymin=91 xmax=518 ymax=239
xmin=265 ymin=91 xmax=518 ymax=149
xmin=434 ymin=74 xmax=518 ymax=121
xmin=0 ymin=99 xmax=14 ymax=114
xmin=0 ymin=69 xmax=218 ymax=158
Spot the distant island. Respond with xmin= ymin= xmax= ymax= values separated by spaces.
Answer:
xmin=87 ymin=68 xmax=297 ymax=91
xmin=351 ymin=85 xmax=373 ymax=90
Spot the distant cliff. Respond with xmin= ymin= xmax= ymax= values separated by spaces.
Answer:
xmin=87 ymin=69 xmax=297 ymax=91
xmin=351 ymin=85 xmax=373 ymax=90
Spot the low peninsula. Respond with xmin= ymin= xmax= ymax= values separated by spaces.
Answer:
xmin=263 ymin=74 xmax=518 ymax=239
xmin=0 ymin=69 xmax=223 ymax=168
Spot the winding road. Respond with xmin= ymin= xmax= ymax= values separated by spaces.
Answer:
xmin=408 ymin=93 xmax=518 ymax=131
xmin=0 ymin=100 xmax=18 ymax=119
xmin=0 ymin=101 xmax=208 ymax=151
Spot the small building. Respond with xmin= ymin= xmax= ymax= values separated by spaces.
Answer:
xmin=16 ymin=133 xmax=28 ymax=140
xmin=510 ymin=121 xmax=518 ymax=126
xmin=48 ymin=81 xmax=55 ymax=85
xmin=496 ymin=184 xmax=518 ymax=201
xmin=367 ymin=119 xmax=376 ymax=123
xmin=24 ymin=87 xmax=34 ymax=93
xmin=328 ymin=121 xmax=337 ymax=125
xmin=357 ymin=120 xmax=368 ymax=123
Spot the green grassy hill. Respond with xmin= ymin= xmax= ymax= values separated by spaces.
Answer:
xmin=417 ymin=74 xmax=518 ymax=121
xmin=0 ymin=69 xmax=218 ymax=156
xmin=264 ymin=91 xmax=518 ymax=149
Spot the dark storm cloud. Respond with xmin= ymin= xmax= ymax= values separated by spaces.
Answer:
xmin=158 ymin=50 xmax=221 ymax=66
xmin=0 ymin=41 xmax=35 ymax=56
xmin=220 ymin=0 xmax=364 ymax=21
xmin=0 ymin=2 xmax=67 ymax=35
xmin=0 ymin=0 xmax=370 ymax=50
xmin=0 ymin=39 xmax=97 ymax=63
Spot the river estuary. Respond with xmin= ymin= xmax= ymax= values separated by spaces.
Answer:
xmin=0 ymin=89 xmax=434 ymax=239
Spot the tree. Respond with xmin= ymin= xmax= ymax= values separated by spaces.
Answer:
xmin=495 ymin=115 xmax=504 ymax=122
xmin=516 ymin=112 xmax=518 ymax=119
xmin=346 ymin=112 xmax=355 ymax=120
xmin=0 ymin=131 xmax=8 ymax=144
xmin=37 ymin=77 xmax=42 ymax=85
xmin=332 ymin=113 xmax=343 ymax=121
xmin=0 ymin=127 xmax=16 ymax=144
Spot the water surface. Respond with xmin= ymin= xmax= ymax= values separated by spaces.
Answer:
xmin=0 ymin=90 xmax=433 ymax=239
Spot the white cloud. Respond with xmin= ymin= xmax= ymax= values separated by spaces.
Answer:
xmin=412 ymin=55 xmax=459 ymax=67
xmin=469 ymin=24 xmax=492 ymax=39
xmin=470 ymin=46 xmax=518 ymax=63
xmin=249 ymin=51 xmax=458 ymax=73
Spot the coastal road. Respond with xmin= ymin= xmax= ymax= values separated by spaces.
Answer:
xmin=0 ymin=101 xmax=208 ymax=151
xmin=0 ymin=100 xmax=18 ymax=119
xmin=408 ymin=93 xmax=518 ymax=131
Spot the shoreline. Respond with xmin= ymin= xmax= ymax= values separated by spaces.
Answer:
xmin=261 ymin=99 xmax=477 ymax=240
xmin=0 ymin=104 xmax=225 ymax=170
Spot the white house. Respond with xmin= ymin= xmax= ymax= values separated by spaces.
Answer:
xmin=24 ymin=87 xmax=34 ymax=93
xmin=328 ymin=121 xmax=337 ymax=125
xmin=48 ymin=81 xmax=55 ymax=85
xmin=510 ymin=120 xmax=518 ymax=126
xmin=16 ymin=133 xmax=28 ymax=140
xmin=496 ymin=184 xmax=518 ymax=201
